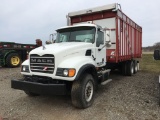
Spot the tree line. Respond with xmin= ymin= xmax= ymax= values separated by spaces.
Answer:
xmin=143 ymin=42 xmax=160 ymax=52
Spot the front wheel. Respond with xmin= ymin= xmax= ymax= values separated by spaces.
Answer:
xmin=71 ymin=74 xmax=95 ymax=109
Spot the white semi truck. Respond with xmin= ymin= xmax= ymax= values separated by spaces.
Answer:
xmin=11 ymin=3 xmax=142 ymax=108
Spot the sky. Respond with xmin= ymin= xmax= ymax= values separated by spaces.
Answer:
xmin=0 ymin=0 xmax=159 ymax=47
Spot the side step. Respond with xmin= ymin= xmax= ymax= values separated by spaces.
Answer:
xmin=99 ymin=69 xmax=112 ymax=85
xmin=101 ymin=79 xmax=112 ymax=85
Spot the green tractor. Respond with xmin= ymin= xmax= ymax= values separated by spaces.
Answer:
xmin=0 ymin=39 xmax=42 ymax=67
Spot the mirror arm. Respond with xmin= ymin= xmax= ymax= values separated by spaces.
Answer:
xmin=98 ymin=44 xmax=106 ymax=51
xmin=98 ymin=41 xmax=111 ymax=51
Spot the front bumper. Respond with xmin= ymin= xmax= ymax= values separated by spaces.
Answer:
xmin=11 ymin=78 xmax=67 ymax=95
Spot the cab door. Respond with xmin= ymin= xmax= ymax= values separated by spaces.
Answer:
xmin=95 ymin=29 xmax=106 ymax=67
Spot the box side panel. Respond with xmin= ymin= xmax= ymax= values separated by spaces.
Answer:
xmin=117 ymin=10 xmax=142 ymax=62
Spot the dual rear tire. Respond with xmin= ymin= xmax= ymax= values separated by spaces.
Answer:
xmin=121 ymin=60 xmax=139 ymax=76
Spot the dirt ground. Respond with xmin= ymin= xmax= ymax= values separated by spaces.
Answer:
xmin=0 ymin=67 xmax=160 ymax=120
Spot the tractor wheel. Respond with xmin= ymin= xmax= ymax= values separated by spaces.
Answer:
xmin=6 ymin=53 xmax=21 ymax=67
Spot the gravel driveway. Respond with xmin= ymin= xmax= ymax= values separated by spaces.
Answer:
xmin=0 ymin=67 xmax=160 ymax=120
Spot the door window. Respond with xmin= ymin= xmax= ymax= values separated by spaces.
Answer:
xmin=96 ymin=31 xmax=104 ymax=47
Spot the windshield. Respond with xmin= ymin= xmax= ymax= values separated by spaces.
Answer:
xmin=55 ymin=26 xmax=95 ymax=43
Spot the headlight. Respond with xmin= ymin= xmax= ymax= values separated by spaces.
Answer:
xmin=56 ymin=68 xmax=76 ymax=77
xmin=21 ymin=65 xmax=29 ymax=72
xmin=63 ymin=69 xmax=69 ymax=76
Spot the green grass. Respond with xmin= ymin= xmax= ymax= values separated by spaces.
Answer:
xmin=140 ymin=54 xmax=160 ymax=73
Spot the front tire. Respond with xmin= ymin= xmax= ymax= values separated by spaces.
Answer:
xmin=71 ymin=74 xmax=95 ymax=109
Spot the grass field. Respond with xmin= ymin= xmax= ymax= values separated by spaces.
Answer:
xmin=140 ymin=53 xmax=160 ymax=73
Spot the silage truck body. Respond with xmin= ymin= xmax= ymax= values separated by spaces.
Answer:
xmin=11 ymin=3 xmax=142 ymax=108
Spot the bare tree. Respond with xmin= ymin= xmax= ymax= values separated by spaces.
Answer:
xmin=153 ymin=42 xmax=160 ymax=50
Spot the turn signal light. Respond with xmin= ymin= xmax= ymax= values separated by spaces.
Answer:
xmin=69 ymin=69 xmax=76 ymax=77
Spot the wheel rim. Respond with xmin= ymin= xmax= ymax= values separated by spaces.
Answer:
xmin=85 ymin=81 xmax=93 ymax=102
xmin=135 ymin=63 xmax=138 ymax=72
xmin=131 ymin=63 xmax=134 ymax=74
xmin=11 ymin=56 xmax=20 ymax=66
xmin=137 ymin=63 xmax=140 ymax=71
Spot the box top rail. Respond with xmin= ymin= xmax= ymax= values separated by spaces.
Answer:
xmin=68 ymin=3 xmax=117 ymax=17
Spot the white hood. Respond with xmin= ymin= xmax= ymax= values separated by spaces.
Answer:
xmin=30 ymin=42 xmax=93 ymax=56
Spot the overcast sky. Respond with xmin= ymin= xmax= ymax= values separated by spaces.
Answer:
xmin=0 ymin=0 xmax=159 ymax=47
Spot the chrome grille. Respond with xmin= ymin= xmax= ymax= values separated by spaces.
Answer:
xmin=30 ymin=54 xmax=54 ymax=74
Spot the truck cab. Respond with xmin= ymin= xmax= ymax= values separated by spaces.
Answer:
xmin=11 ymin=24 xmax=111 ymax=109
xmin=55 ymin=24 xmax=107 ymax=67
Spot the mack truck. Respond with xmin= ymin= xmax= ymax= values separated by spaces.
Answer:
xmin=11 ymin=3 xmax=142 ymax=108
xmin=0 ymin=39 xmax=42 ymax=67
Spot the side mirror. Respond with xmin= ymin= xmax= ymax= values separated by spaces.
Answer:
xmin=49 ymin=33 xmax=57 ymax=43
xmin=154 ymin=50 xmax=160 ymax=60
xmin=106 ymin=41 xmax=111 ymax=47
xmin=98 ymin=41 xmax=111 ymax=51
